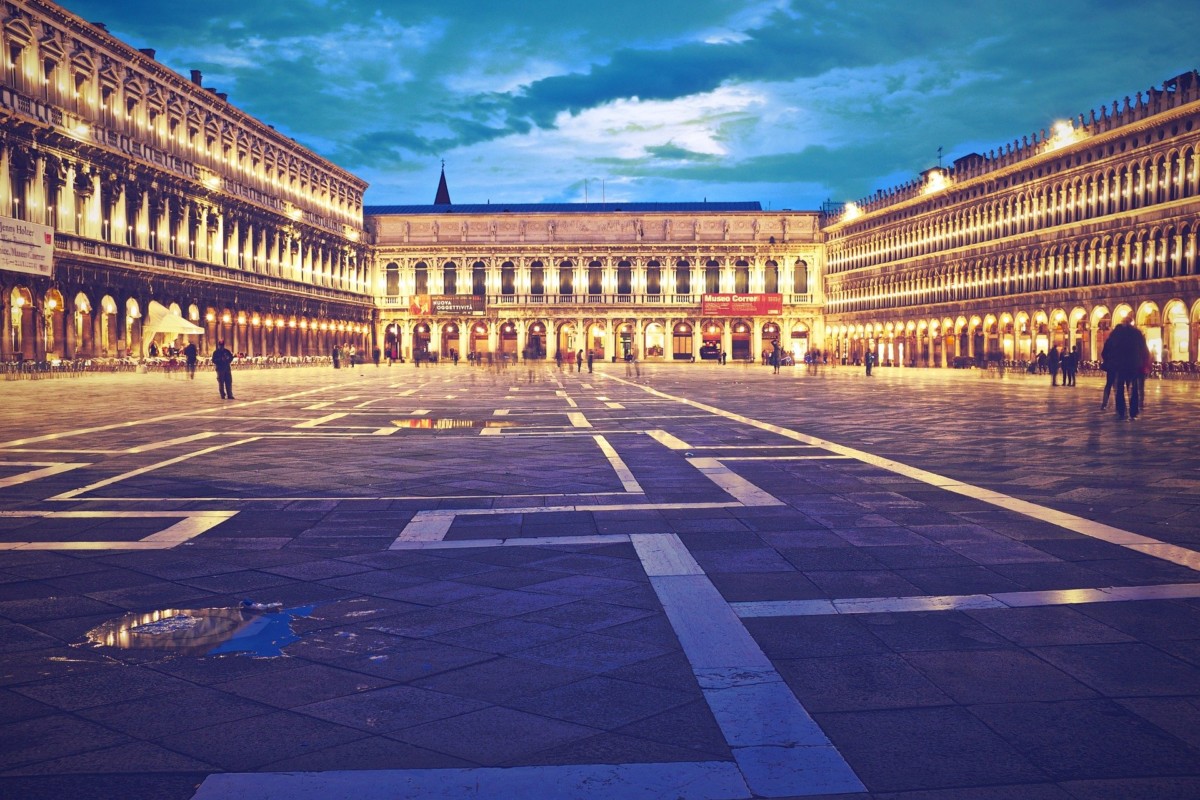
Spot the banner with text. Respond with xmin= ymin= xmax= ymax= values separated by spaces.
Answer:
xmin=700 ymin=293 xmax=782 ymax=316
xmin=409 ymin=295 xmax=486 ymax=316
xmin=0 ymin=216 xmax=54 ymax=278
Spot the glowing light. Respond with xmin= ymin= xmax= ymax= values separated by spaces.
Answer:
xmin=923 ymin=169 xmax=950 ymax=195
xmin=843 ymin=202 xmax=862 ymax=221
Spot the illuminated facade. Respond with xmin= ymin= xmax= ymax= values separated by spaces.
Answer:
xmin=368 ymin=200 xmax=823 ymax=363
xmin=2 ymin=1 xmax=1198 ymax=372
xmin=0 ymin=0 xmax=371 ymax=362
xmin=822 ymin=72 xmax=1200 ymax=368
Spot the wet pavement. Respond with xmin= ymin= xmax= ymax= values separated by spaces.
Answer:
xmin=1 ymin=361 xmax=1198 ymax=799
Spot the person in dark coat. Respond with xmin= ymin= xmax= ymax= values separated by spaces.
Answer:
xmin=211 ymin=340 xmax=234 ymax=399
xmin=586 ymin=350 xmax=593 ymax=373
xmin=332 ymin=345 xmax=341 ymax=369
xmin=1064 ymin=343 xmax=1080 ymax=386
xmin=1100 ymin=319 xmax=1149 ymax=420
xmin=184 ymin=341 xmax=198 ymax=380
xmin=1047 ymin=346 xmax=1061 ymax=386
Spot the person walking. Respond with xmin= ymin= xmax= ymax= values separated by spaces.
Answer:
xmin=372 ymin=346 xmax=381 ymax=367
xmin=770 ymin=340 xmax=781 ymax=374
xmin=864 ymin=349 xmax=873 ymax=376
xmin=576 ymin=349 xmax=583 ymax=372
xmin=1047 ymin=345 xmax=1061 ymax=386
xmin=1064 ymin=343 xmax=1080 ymax=386
xmin=1100 ymin=319 xmax=1148 ymax=420
xmin=332 ymin=345 xmax=341 ymax=369
xmin=184 ymin=341 xmax=198 ymax=380
xmin=586 ymin=350 xmax=593 ymax=373
xmin=212 ymin=340 xmax=234 ymax=400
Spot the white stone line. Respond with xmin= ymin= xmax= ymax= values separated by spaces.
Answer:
xmin=594 ymin=435 xmax=643 ymax=493
xmin=391 ymin=534 xmax=632 ymax=551
xmin=191 ymin=760 xmax=751 ymax=800
xmin=390 ymin=513 xmax=455 ymax=547
xmin=605 ymin=402 xmax=625 ymax=409
xmin=125 ymin=432 xmax=219 ymax=454
xmin=479 ymin=428 xmax=501 ymax=436
xmin=293 ymin=412 xmax=348 ymax=429
xmin=355 ymin=399 xmax=384 ymax=408
xmin=731 ymin=582 xmax=1200 ymax=617
xmin=630 ymin=533 xmax=704 ymax=576
xmin=636 ymin=534 xmax=864 ymax=797
xmin=49 ymin=491 xmax=641 ymax=504
xmin=47 ymin=437 xmax=261 ymax=501
xmin=0 ymin=385 xmax=333 ymax=449
xmin=647 ymin=429 xmax=691 ymax=450
xmin=303 ymin=401 xmax=334 ymax=410
xmin=0 ymin=462 xmax=89 ymax=489
xmin=568 ymin=412 xmax=591 ymax=428
xmin=0 ymin=510 xmax=239 ymax=551
xmin=371 ymin=428 xmax=399 ymax=436
xmin=718 ymin=456 xmax=851 ymax=461
xmin=411 ymin=409 xmax=431 ymax=415
xmin=687 ymin=457 xmax=785 ymax=507
xmin=494 ymin=409 xmax=510 ymax=416
xmin=138 ymin=511 xmax=240 ymax=543
xmin=627 ymin=380 xmax=1200 ymax=574
xmin=337 ymin=396 xmax=361 ymax=402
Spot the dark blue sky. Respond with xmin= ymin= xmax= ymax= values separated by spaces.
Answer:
xmin=59 ymin=0 xmax=1199 ymax=210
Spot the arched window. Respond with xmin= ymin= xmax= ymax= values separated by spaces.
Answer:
xmin=530 ymin=261 xmax=545 ymax=295
xmin=442 ymin=261 xmax=456 ymax=295
xmin=414 ymin=261 xmax=428 ymax=295
xmin=385 ymin=262 xmax=399 ymax=295
xmin=734 ymin=260 xmax=749 ymax=293
xmin=472 ymin=261 xmax=486 ymax=296
xmin=793 ymin=260 xmax=809 ymax=295
xmin=646 ymin=260 xmax=661 ymax=295
xmin=705 ymin=260 xmax=720 ymax=293
xmin=558 ymin=260 xmax=573 ymax=295
xmin=764 ymin=260 xmax=778 ymax=294
xmin=675 ymin=260 xmax=690 ymax=294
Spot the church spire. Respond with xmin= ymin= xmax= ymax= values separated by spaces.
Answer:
xmin=434 ymin=160 xmax=451 ymax=205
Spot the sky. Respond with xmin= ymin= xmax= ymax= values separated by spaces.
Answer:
xmin=58 ymin=0 xmax=1200 ymax=211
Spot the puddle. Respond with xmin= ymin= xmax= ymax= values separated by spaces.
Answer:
xmin=85 ymin=602 xmax=314 ymax=657
xmin=391 ymin=418 xmax=519 ymax=429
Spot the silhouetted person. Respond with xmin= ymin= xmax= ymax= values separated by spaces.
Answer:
xmin=1048 ymin=346 xmax=1060 ymax=386
xmin=184 ymin=342 xmax=198 ymax=380
xmin=212 ymin=340 xmax=234 ymax=399
xmin=586 ymin=350 xmax=593 ymax=373
xmin=1101 ymin=319 xmax=1149 ymax=420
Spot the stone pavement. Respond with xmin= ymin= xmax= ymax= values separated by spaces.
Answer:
xmin=0 ymin=360 xmax=1198 ymax=799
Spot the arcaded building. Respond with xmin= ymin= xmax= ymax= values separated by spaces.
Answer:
xmin=1 ymin=0 xmax=1198 ymax=371
xmin=821 ymin=72 xmax=1200 ymax=368
xmin=368 ymin=187 xmax=823 ymax=363
xmin=1 ymin=0 xmax=372 ymax=362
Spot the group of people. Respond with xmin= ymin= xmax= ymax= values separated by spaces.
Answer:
xmin=1099 ymin=319 xmax=1152 ymax=420
xmin=1040 ymin=343 xmax=1082 ymax=387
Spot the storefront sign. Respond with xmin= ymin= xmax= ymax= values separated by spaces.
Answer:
xmin=408 ymin=295 xmax=486 ymax=315
xmin=700 ymin=293 xmax=782 ymax=316
xmin=0 ymin=216 xmax=54 ymax=277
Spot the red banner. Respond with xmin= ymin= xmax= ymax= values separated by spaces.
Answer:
xmin=700 ymin=293 xmax=782 ymax=316
xmin=408 ymin=295 xmax=485 ymax=315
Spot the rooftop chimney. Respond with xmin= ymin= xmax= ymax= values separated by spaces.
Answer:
xmin=190 ymin=69 xmax=203 ymax=86
xmin=138 ymin=48 xmax=156 ymax=60
xmin=91 ymin=22 xmax=107 ymax=32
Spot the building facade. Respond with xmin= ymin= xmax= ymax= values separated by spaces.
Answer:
xmin=368 ymin=201 xmax=823 ymax=363
xmin=1 ymin=1 xmax=1198 ymax=372
xmin=822 ymin=72 xmax=1200 ymax=369
xmin=1 ymin=0 xmax=372 ymax=363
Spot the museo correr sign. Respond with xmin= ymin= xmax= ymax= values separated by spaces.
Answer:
xmin=0 ymin=216 xmax=54 ymax=277
xmin=700 ymin=293 xmax=783 ymax=316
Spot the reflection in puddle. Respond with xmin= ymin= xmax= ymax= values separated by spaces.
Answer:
xmin=391 ymin=418 xmax=518 ymax=429
xmin=86 ymin=602 xmax=314 ymax=657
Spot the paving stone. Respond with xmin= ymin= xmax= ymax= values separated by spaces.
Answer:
xmin=969 ymin=699 xmax=1200 ymax=781
xmin=1030 ymin=642 xmax=1200 ymax=697
xmin=776 ymin=653 xmax=952 ymax=712
xmin=389 ymin=706 xmax=600 ymax=766
xmin=815 ymin=706 xmax=1048 ymax=792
